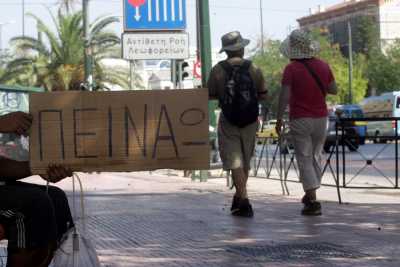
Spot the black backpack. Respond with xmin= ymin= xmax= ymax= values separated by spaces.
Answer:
xmin=219 ymin=60 xmax=259 ymax=128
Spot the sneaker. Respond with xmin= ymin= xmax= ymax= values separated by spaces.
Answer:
xmin=301 ymin=201 xmax=322 ymax=216
xmin=231 ymin=198 xmax=254 ymax=218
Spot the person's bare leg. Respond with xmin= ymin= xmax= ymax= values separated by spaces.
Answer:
xmin=231 ymin=168 xmax=247 ymax=199
xmin=244 ymin=168 xmax=249 ymax=191
xmin=231 ymin=168 xmax=253 ymax=217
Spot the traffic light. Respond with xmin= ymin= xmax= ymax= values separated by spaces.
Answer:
xmin=179 ymin=60 xmax=190 ymax=81
xmin=174 ymin=60 xmax=190 ymax=88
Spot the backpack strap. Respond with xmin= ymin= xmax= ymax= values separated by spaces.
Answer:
xmin=219 ymin=60 xmax=252 ymax=74
xmin=218 ymin=61 xmax=233 ymax=75
xmin=240 ymin=60 xmax=252 ymax=71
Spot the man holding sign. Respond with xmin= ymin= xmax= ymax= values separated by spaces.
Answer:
xmin=0 ymin=112 xmax=74 ymax=267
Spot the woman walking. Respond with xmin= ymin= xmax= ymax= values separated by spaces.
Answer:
xmin=276 ymin=29 xmax=337 ymax=216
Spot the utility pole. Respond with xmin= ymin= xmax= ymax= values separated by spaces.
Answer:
xmin=259 ymin=0 xmax=264 ymax=54
xmin=0 ymin=24 xmax=3 ymax=53
xmin=348 ymin=21 xmax=353 ymax=104
xmin=83 ymin=0 xmax=92 ymax=90
xmin=22 ymin=0 xmax=25 ymax=37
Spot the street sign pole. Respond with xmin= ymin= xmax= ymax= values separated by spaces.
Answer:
xmin=198 ymin=0 xmax=213 ymax=181
xmin=178 ymin=60 xmax=183 ymax=89
xmin=83 ymin=0 xmax=92 ymax=91
xmin=130 ymin=60 xmax=135 ymax=90
xmin=199 ymin=0 xmax=212 ymax=87
xmin=171 ymin=59 xmax=177 ymax=89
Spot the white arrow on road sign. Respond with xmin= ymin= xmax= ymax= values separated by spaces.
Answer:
xmin=148 ymin=0 xmax=152 ymax=21
xmin=155 ymin=0 xmax=160 ymax=21
xmin=179 ymin=0 xmax=183 ymax=21
xmin=163 ymin=0 xmax=168 ymax=21
xmin=171 ymin=0 xmax=175 ymax=21
xmin=135 ymin=6 xmax=141 ymax=21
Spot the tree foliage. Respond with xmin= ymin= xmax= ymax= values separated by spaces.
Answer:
xmin=58 ymin=0 xmax=79 ymax=13
xmin=252 ymin=40 xmax=288 ymax=115
xmin=252 ymin=32 xmax=368 ymax=115
xmin=366 ymin=40 xmax=400 ymax=95
xmin=314 ymin=31 xmax=368 ymax=104
xmin=1 ymin=9 xmax=142 ymax=91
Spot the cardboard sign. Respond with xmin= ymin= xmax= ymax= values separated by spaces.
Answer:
xmin=29 ymin=89 xmax=209 ymax=174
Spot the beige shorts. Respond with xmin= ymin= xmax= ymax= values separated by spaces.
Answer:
xmin=218 ymin=114 xmax=258 ymax=171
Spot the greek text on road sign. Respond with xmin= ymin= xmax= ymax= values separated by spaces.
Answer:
xmin=122 ymin=32 xmax=189 ymax=60
xmin=124 ymin=0 xmax=187 ymax=31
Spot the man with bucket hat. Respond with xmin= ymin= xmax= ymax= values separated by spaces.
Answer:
xmin=276 ymin=29 xmax=337 ymax=216
xmin=208 ymin=31 xmax=267 ymax=217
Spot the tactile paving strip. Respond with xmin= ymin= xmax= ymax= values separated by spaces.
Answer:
xmin=84 ymin=213 xmax=371 ymax=267
xmin=85 ymin=213 xmax=225 ymax=267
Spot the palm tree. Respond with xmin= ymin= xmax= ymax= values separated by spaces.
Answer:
xmin=2 ymin=10 xmax=141 ymax=91
xmin=58 ymin=0 xmax=79 ymax=14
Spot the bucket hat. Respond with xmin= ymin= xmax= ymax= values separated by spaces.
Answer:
xmin=280 ymin=29 xmax=320 ymax=59
xmin=219 ymin=31 xmax=250 ymax=53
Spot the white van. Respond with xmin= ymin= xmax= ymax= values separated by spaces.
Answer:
xmin=360 ymin=91 xmax=400 ymax=142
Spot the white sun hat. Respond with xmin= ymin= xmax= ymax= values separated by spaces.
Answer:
xmin=280 ymin=29 xmax=320 ymax=59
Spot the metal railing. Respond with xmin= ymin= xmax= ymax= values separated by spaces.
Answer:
xmin=253 ymin=117 xmax=400 ymax=203
xmin=336 ymin=117 xmax=399 ymax=190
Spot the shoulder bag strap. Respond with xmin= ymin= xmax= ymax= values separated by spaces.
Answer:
xmin=297 ymin=60 xmax=325 ymax=94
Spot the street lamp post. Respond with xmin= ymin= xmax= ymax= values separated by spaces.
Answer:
xmin=259 ymin=0 xmax=264 ymax=54
xmin=348 ymin=21 xmax=353 ymax=104
xmin=22 ymin=0 xmax=25 ymax=37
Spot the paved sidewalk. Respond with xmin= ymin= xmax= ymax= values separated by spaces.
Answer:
xmin=17 ymin=172 xmax=400 ymax=266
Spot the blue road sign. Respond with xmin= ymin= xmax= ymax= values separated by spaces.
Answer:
xmin=124 ymin=0 xmax=187 ymax=31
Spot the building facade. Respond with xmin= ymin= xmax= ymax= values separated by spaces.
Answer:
xmin=298 ymin=0 xmax=400 ymax=54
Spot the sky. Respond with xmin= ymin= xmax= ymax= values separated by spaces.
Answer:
xmin=0 ymin=0 xmax=340 ymax=51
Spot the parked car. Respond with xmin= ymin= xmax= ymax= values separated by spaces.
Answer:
xmin=338 ymin=104 xmax=367 ymax=144
xmin=324 ymin=106 xmax=364 ymax=153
